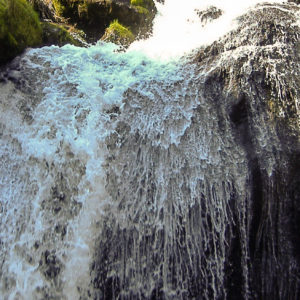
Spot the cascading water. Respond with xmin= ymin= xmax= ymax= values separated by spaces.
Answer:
xmin=1 ymin=0 xmax=300 ymax=299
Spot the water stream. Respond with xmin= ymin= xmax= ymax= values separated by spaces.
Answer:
xmin=0 ymin=0 xmax=292 ymax=299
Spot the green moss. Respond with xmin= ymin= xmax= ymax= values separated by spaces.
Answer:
xmin=52 ymin=0 xmax=112 ymax=22
xmin=101 ymin=19 xmax=134 ymax=46
xmin=48 ymin=0 xmax=155 ymax=43
xmin=130 ymin=0 xmax=154 ymax=10
xmin=129 ymin=0 xmax=156 ymax=37
xmin=0 ymin=0 xmax=6 ymax=35
xmin=53 ymin=0 xmax=83 ymax=18
xmin=0 ymin=0 xmax=42 ymax=64
xmin=133 ymin=5 xmax=149 ymax=14
xmin=42 ymin=22 xmax=83 ymax=46
xmin=52 ymin=0 xmax=66 ymax=16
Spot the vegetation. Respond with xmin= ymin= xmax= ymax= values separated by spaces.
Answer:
xmin=0 ymin=0 xmax=156 ymax=63
xmin=130 ymin=0 xmax=154 ymax=9
xmin=42 ymin=22 xmax=83 ymax=47
xmin=130 ymin=0 xmax=156 ymax=14
xmin=52 ymin=0 xmax=111 ymax=20
xmin=52 ymin=0 xmax=86 ymax=19
xmin=46 ymin=0 xmax=156 ymax=43
xmin=101 ymin=19 xmax=134 ymax=46
xmin=132 ymin=5 xmax=148 ymax=14
xmin=52 ymin=0 xmax=66 ymax=16
xmin=0 ymin=0 xmax=42 ymax=64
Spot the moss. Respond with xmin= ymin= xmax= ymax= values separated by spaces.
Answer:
xmin=129 ymin=0 xmax=156 ymax=38
xmin=42 ymin=22 xmax=83 ymax=46
xmin=133 ymin=5 xmax=149 ymax=14
xmin=0 ymin=0 xmax=42 ymax=64
xmin=53 ymin=0 xmax=84 ymax=19
xmin=52 ymin=0 xmax=113 ymax=24
xmin=52 ymin=0 xmax=66 ymax=16
xmin=101 ymin=19 xmax=134 ymax=46
xmin=0 ymin=0 xmax=6 ymax=37
xmin=130 ymin=0 xmax=154 ymax=10
xmin=46 ymin=0 xmax=155 ymax=43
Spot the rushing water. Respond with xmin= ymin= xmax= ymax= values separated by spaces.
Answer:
xmin=0 ymin=0 xmax=292 ymax=299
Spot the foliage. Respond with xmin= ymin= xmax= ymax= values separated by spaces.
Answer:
xmin=0 ymin=0 xmax=42 ymax=64
xmin=52 ymin=0 xmax=65 ymax=16
xmin=101 ymin=19 xmax=134 ymax=46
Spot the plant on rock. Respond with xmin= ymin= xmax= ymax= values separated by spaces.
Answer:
xmin=0 ymin=0 xmax=42 ymax=64
xmin=41 ymin=22 xmax=83 ymax=46
xmin=130 ymin=0 xmax=155 ymax=14
xmin=130 ymin=0 xmax=155 ymax=10
xmin=52 ymin=0 xmax=81 ymax=19
xmin=101 ymin=19 xmax=134 ymax=46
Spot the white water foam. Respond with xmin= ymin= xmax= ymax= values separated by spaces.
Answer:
xmin=129 ymin=0 xmax=287 ymax=59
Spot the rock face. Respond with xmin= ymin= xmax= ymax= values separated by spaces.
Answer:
xmin=91 ymin=2 xmax=300 ymax=299
xmin=195 ymin=3 xmax=300 ymax=298
xmin=41 ymin=22 xmax=85 ymax=47
xmin=29 ymin=0 xmax=57 ymax=21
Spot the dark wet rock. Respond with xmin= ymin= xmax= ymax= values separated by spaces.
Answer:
xmin=40 ymin=250 xmax=62 ymax=280
xmin=197 ymin=3 xmax=300 ymax=298
xmin=29 ymin=0 xmax=58 ymax=21
xmin=196 ymin=6 xmax=223 ymax=25
xmin=41 ymin=22 xmax=85 ymax=47
xmin=40 ymin=160 xmax=84 ymax=218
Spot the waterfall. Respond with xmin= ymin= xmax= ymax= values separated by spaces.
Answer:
xmin=1 ymin=0 xmax=299 ymax=299
xmin=129 ymin=0 xmax=286 ymax=58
